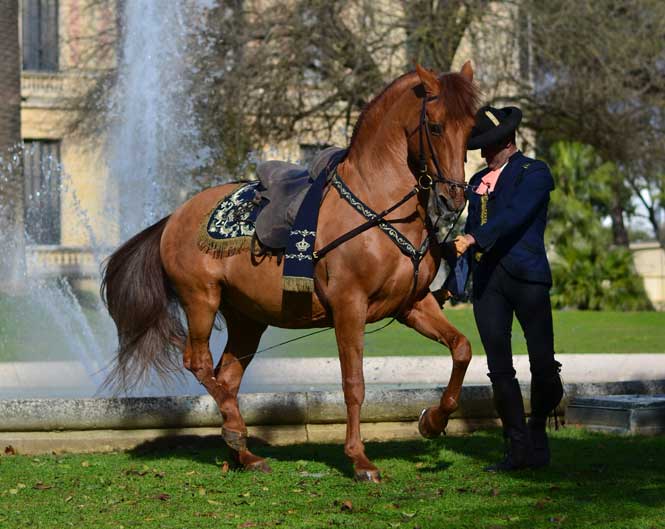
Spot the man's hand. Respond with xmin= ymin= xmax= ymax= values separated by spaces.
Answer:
xmin=453 ymin=234 xmax=476 ymax=256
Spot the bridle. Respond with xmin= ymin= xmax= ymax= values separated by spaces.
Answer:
xmin=412 ymin=83 xmax=470 ymax=198
xmin=313 ymin=82 xmax=469 ymax=264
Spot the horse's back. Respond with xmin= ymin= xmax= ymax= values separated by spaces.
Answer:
xmin=160 ymin=183 xmax=243 ymax=281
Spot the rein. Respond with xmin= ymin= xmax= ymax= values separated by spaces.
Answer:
xmin=315 ymin=83 xmax=466 ymax=263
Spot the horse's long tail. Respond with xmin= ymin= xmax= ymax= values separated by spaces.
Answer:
xmin=100 ymin=216 xmax=186 ymax=392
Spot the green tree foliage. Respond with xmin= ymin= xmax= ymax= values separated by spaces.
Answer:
xmin=491 ymin=0 xmax=665 ymax=246
xmin=546 ymin=142 xmax=652 ymax=310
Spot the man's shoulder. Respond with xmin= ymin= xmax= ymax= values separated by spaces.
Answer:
xmin=512 ymin=152 xmax=549 ymax=174
xmin=511 ymin=153 xmax=554 ymax=189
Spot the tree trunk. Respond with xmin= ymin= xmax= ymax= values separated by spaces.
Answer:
xmin=0 ymin=0 xmax=26 ymax=291
xmin=609 ymin=205 xmax=629 ymax=247
xmin=609 ymin=183 xmax=630 ymax=247
xmin=645 ymin=203 xmax=665 ymax=251
xmin=403 ymin=0 xmax=477 ymax=72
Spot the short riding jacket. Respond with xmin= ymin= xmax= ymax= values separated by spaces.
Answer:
xmin=446 ymin=151 xmax=555 ymax=294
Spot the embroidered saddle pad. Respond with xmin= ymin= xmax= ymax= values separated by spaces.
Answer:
xmin=254 ymin=146 xmax=346 ymax=249
xmin=197 ymin=147 xmax=347 ymax=292
xmin=197 ymin=181 xmax=261 ymax=258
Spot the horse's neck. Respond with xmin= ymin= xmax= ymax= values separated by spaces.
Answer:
xmin=338 ymin=154 xmax=412 ymax=212
xmin=341 ymin=79 xmax=418 ymax=212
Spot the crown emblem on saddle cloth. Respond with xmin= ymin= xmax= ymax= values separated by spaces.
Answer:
xmin=295 ymin=238 xmax=311 ymax=252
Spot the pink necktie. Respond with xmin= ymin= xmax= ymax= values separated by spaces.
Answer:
xmin=474 ymin=167 xmax=503 ymax=195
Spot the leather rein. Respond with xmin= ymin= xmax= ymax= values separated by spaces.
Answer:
xmin=313 ymin=84 xmax=467 ymax=307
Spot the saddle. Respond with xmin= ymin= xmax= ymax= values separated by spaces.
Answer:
xmin=254 ymin=146 xmax=346 ymax=249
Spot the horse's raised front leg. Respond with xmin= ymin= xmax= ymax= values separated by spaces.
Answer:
xmin=215 ymin=311 xmax=269 ymax=472
xmin=332 ymin=296 xmax=381 ymax=482
xmin=400 ymin=292 xmax=472 ymax=437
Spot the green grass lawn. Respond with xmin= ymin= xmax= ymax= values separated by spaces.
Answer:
xmin=261 ymin=308 xmax=665 ymax=357
xmin=1 ymin=428 xmax=664 ymax=528
xmin=0 ymin=290 xmax=116 ymax=363
xmin=1 ymin=286 xmax=664 ymax=362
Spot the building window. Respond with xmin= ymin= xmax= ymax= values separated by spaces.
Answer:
xmin=24 ymin=140 xmax=61 ymax=245
xmin=22 ymin=0 xmax=59 ymax=71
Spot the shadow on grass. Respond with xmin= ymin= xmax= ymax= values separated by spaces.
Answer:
xmin=127 ymin=434 xmax=451 ymax=479
xmin=129 ymin=426 xmax=665 ymax=470
xmin=127 ymin=428 xmax=665 ymax=521
xmin=442 ymin=428 xmax=665 ymax=510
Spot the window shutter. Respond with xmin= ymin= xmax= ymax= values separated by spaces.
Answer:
xmin=41 ymin=0 xmax=59 ymax=71
xmin=22 ymin=0 xmax=58 ymax=71
xmin=23 ymin=140 xmax=62 ymax=245
xmin=22 ymin=0 xmax=39 ymax=70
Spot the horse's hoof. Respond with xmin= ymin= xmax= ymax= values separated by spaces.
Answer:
xmin=418 ymin=407 xmax=443 ymax=439
xmin=246 ymin=459 xmax=272 ymax=473
xmin=354 ymin=469 xmax=382 ymax=483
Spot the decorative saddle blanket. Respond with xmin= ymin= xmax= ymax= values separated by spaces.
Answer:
xmin=197 ymin=147 xmax=347 ymax=293
xmin=197 ymin=181 xmax=262 ymax=258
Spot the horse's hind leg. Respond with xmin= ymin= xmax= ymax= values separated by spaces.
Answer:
xmin=179 ymin=287 xmax=268 ymax=471
xmin=400 ymin=293 xmax=472 ymax=437
xmin=180 ymin=285 xmax=225 ymax=405
xmin=214 ymin=310 xmax=269 ymax=472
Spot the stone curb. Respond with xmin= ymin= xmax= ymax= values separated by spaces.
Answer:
xmin=3 ymin=354 xmax=665 ymax=398
xmin=1 ymin=379 xmax=664 ymax=433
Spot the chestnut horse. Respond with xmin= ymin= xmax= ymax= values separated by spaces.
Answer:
xmin=102 ymin=63 xmax=478 ymax=482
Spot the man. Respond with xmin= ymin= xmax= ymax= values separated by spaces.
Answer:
xmin=449 ymin=105 xmax=563 ymax=471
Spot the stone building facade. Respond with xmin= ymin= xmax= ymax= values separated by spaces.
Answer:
xmin=19 ymin=0 xmax=114 ymax=278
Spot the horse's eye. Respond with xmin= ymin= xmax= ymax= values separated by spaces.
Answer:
xmin=428 ymin=123 xmax=443 ymax=136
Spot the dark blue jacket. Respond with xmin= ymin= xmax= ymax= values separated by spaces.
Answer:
xmin=444 ymin=151 xmax=554 ymax=295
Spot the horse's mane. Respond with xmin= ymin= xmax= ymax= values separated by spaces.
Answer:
xmin=349 ymin=70 xmax=479 ymax=149
xmin=439 ymin=72 xmax=480 ymax=122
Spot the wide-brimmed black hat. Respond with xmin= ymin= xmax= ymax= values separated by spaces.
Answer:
xmin=467 ymin=105 xmax=522 ymax=150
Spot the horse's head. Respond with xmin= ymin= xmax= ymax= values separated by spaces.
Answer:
xmin=408 ymin=62 xmax=478 ymax=212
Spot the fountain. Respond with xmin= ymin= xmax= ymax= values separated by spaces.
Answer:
xmin=107 ymin=0 xmax=214 ymax=240
xmin=0 ymin=0 xmax=222 ymax=398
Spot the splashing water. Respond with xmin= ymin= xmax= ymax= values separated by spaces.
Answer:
xmin=0 ymin=0 xmax=233 ymax=398
xmin=107 ymin=0 xmax=214 ymax=239
xmin=0 ymin=145 xmax=115 ymax=397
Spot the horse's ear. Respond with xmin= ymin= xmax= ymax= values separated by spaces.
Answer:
xmin=415 ymin=64 xmax=440 ymax=97
xmin=460 ymin=60 xmax=474 ymax=82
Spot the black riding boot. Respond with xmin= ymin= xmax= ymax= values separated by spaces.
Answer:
xmin=528 ymin=362 xmax=563 ymax=468
xmin=484 ymin=378 xmax=533 ymax=472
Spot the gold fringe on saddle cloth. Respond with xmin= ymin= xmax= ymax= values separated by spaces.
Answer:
xmin=282 ymin=276 xmax=314 ymax=293
xmin=196 ymin=218 xmax=253 ymax=259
